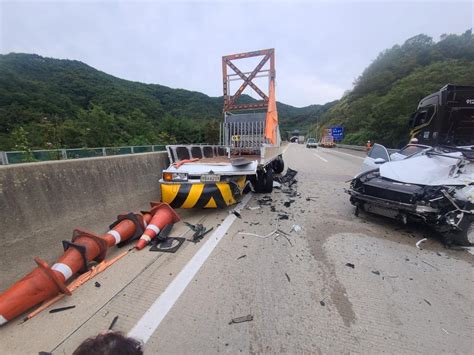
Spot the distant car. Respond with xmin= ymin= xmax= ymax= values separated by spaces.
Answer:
xmin=306 ymin=138 xmax=318 ymax=148
xmin=361 ymin=143 xmax=431 ymax=172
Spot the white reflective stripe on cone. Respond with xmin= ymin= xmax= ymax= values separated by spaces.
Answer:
xmin=51 ymin=263 xmax=73 ymax=280
xmin=147 ymin=224 xmax=160 ymax=235
xmin=0 ymin=315 xmax=7 ymax=325
xmin=107 ymin=230 xmax=122 ymax=245
xmin=141 ymin=234 xmax=151 ymax=242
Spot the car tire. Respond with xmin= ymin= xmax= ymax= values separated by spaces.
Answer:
xmin=447 ymin=214 xmax=473 ymax=246
xmin=255 ymin=167 xmax=274 ymax=193
xmin=272 ymin=156 xmax=285 ymax=174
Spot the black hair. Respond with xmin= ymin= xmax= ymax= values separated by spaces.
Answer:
xmin=73 ymin=331 xmax=143 ymax=355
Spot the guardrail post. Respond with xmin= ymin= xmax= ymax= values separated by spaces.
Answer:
xmin=0 ymin=151 xmax=8 ymax=165
xmin=131 ymin=146 xmax=135 ymax=154
xmin=102 ymin=148 xmax=106 ymax=156
xmin=61 ymin=149 xmax=67 ymax=160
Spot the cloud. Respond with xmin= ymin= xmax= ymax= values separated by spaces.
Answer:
xmin=1 ymin=1 xmax=472 ymax=107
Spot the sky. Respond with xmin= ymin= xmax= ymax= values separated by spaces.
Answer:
xmin=0 ymin=0 xmax=472 ymax=107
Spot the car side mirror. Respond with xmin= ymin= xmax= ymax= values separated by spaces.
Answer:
xmin=374 ymin=158 xmax=386 ymax=164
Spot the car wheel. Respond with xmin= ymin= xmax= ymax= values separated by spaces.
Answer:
xmin=255 ymin=167 xmax=274 ymax=193
xmin=272 ymin=156 xmax=285 ymax=174
xmin=445 ymin=214 xmax=473 ymax=246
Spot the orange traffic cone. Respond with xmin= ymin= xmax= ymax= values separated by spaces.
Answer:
xmin=0 ymin=212 xmax=150 ymax=325
xmin=135 ymin=203 xmax=180 ymax=250
xmin=0 ymin=258 xmax=70 ymax=325
xmin=102 ymin=213 xmax=151 ymax=247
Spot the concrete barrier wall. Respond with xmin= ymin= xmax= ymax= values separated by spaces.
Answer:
xmin=0 ymin=152 xmax=169 ymax=291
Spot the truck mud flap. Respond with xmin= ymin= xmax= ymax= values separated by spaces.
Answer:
xmin=161 ymin=178 xmax=245 ymax=209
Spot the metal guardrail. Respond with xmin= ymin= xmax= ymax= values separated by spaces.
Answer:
xmin=336 ymin=144 xmax=366 ymax=151
xmin=336 ymin=144 xmax=398 ymax=155
xmin=0 ymin=144 xmax=167 ymax=165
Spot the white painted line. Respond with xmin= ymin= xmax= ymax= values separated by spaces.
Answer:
xmin=128 ymin=193 xmax=252 ymax=343
xmin=322 ymin=148 xmax=365 ymax=160
xmin=313 ymin=153 xmax=328 ymax=163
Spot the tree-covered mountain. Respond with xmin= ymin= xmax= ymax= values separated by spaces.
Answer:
xmin=0 ymin=53 xmax=333 ymax=150
xmin=314 ymin=30 xmax=474 ymax=148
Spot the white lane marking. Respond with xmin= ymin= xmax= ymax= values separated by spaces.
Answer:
xmin=51 ymin=263 xmax=73 ymax=281
xmin=128 ymin=193 xmax=252 ymax=343
xmin=322 ymin=148 xmax=365 ymax=160
xmin=0 ymin=315 xmax=7 ymax=325
xmin=313 ymin=153 xmax=328 ymax=163
xmin=107 ymin=230 xmax=122 ymax=245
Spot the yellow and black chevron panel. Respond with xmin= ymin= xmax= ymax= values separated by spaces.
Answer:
xmin=161 ymin=177 xmax=246 ymax=209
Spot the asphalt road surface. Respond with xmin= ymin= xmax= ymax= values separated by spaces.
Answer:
xmin=1 ymin=144 xmax=473 ymax=354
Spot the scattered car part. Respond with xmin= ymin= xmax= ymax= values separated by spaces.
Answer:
xmin=416 ymin=238 xmax=428 ymax=250
xmin=228 ymin=314 xmax=253 ymax=325
xmin=49 ymin=305 xmax=76 ymax=314
xmin=108 ymin=315 xmax=119 ymax=330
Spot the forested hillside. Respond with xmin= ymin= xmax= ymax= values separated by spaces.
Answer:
xmin=316 ymin=30 xmax=474 ymax=148
xmin=0 ymin=54 xmax=332 ymax=150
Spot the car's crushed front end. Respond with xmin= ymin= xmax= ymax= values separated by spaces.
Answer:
xmin=347 ymin=147 xmax=474 ymax=245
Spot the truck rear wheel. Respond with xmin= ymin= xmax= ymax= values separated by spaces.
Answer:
xmin=272 ymin=156 xmax=284 ymax=174
xmin=255 ymin=167 xmax=273 ymax=193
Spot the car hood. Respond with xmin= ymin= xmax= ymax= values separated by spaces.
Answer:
xmin=379 ymin=152 xmax=474 ymax=186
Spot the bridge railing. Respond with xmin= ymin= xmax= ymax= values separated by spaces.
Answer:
xmin=0 ymin=144 xmax=167 ymax=165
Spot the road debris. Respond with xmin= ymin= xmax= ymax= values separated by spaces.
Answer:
xmin=423 ymin=299 xmax=432 ymax=306
xmin=94 ymin=281 xmax=101 ymax=288
xmin=257 ymin=196 xmax=273 ymax=205
xmin=278 ymin=214 xmax=289 ymax=220
xmin=277 ymin=167 xmax=298 ymax=185
xmin=229 ymin=314 xmax=253 ymax=325
xmin=247 ymin=206 xmax=261 ymax=211
xmin=49 ymin=305 xmax=76 ymax=313
xmin=184 ymin=222 xmax=214 ymax=243
xmin=319 ymin=296 xmax=328 ymax=306
xmin=237 ymin=255 xmax=247 ymax=260
xmin=416 ymin=238 xmax=427 ymax=250
xmin=239 ymin=230 xmax=278 ymax=239
xmin=273 ymin=181 xmax=282 ymax=188
xmin=291 ymin=224 xmax=302 ymax=233
xmin=231 ymin=210 xmax=242 ymax=218
xmin=285 ymin=273 xmax=291 ymax=282
xmin=108 ymin=315 xmax=119 ymax=330
xmin=371 ymin=270 xmax=380 ymax=275
xmin=345 ymin=263 xmax=355 ymax=269
xmin=283 ymin=200 xmax=295 ymax=207
xmin=275 ymin=233 xmax=293 ymax=246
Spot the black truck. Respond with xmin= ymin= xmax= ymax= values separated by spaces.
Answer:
xmin=409 ymin=84 xmax=474 ymax=146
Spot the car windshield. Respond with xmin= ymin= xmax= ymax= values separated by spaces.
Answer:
xmin=307 ymin=139 xmax=316 ymax=143
xmin=397 ymin=145 xmax=429 ymax=157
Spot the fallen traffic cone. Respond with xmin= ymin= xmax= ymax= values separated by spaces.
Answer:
xmin=135 ymin=203 xmax=180 ymax=250
xmin=0 ymin=257 xmax=70 ymax=326
xmin=0 ymin=212 xmax=150 ymax=325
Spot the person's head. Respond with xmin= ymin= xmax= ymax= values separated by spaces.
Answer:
xmin=73 ymin=332 xmax=143 ymax=355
